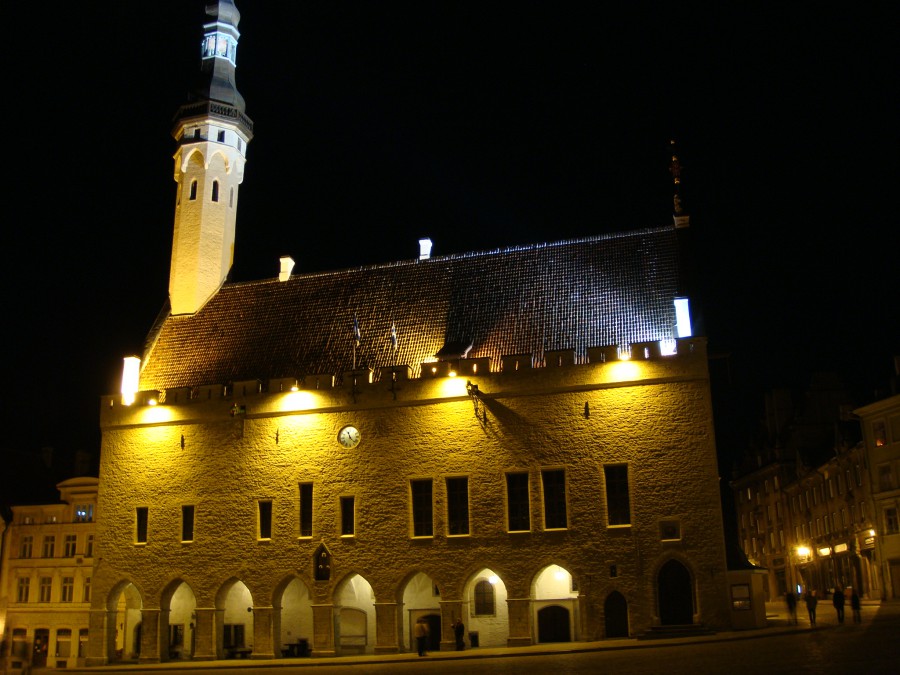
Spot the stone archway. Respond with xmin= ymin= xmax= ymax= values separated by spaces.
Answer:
xmin=160 ymin=580 xmax=197 ymax=660
xmin=536 ymin=605 xmax=571 ymax=643
xmin=214 ymin=579 xmax=254 ymax=659
xmin=107 ymin=582 xmax=143 ymax=662
xmin=658 ymin=559 xmax=694 ymax=625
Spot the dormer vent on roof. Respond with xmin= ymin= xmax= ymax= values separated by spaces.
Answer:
xmin=418 ymin=238 xmax=433 ymax=260
xmin=279 ymin=256 xmax=295 ymax=281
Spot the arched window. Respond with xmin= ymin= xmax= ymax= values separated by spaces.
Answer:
xmin=189 ymin=180 xmax=198 ymax=201
xmin=211 ymin=180 xmax=219 ymax=202
xmin=474 ymin=579 xmax=495 ymax=616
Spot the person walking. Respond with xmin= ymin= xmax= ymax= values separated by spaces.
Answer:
xmin=804 ymin=589 xmax=818 ymax=625
xmin=414 ymin=618 xmax=428 ymax=657
xmin=850 ymin=588 xmax=862 ymax=623
xmin=832 ymin=587 xmax=845 ymax=624
xmin=784 ymin=591 xmax=798 ymax=625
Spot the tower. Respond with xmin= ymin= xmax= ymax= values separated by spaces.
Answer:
xmin=169 ymin=0 xmax=253 ymax=315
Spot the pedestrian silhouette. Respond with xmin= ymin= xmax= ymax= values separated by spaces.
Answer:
xmin=849 ymin=587 xmax=861 ymax=623
xmin=784 ymin=591 xmax=798 ymax=625
xmin=804 ymin=589 xmax=818 ymax=625
xmin=832 ymin=587 xmax=845 ymax=623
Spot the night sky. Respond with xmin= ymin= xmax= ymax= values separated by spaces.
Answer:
xmin=4 ymin=2 xmax=897 ymax=495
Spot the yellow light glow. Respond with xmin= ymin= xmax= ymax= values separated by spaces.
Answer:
xmin=488 ymin=575 xmax=499 ymax=585
xmin=148 ymin=398 xmax=158 ymax=406
xmin=448 ymin=370 xmax=457 ymax=377
xmin=869 ymin=529 xmax=876 ymax=537
xmin=554 ymin=570 xmax=567 ymax=581
xmin=617 ymin=344 xmax=632 ymax=360
xmin=277 ymin=390 xmax=319 ymax=412
xmin=435 ymin=377 xmax=468 ymax=398
xmin=817 ymin=547 xmax=831 ymax=556
xmin=431 ymin=366 xmax=438 ymax=374
xmin=796 ymin=546 xmax=810 ymax=557
xmin=833 ymin=543 xmax=848 ymax=553
xmin=607 ymin=360 xmax=641 ymax=382
xmin=121 ymin=356 xmax=140 ymax=406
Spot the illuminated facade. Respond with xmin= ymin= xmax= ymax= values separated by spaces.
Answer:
xmin=0 ymin=478 xmax=98 ymax=671
xmin=85 ymin=1 xmax=731 ymax=664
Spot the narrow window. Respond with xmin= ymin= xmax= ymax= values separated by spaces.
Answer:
xmin=83 ymin=576 xmax=92 ymax=602
xmin=411 ymin=479 xmax=434 ymax=537
xmin=78 ymin=629 xmax=89 ymax=658
xmin=340 ymin=496 xmax=355 ymax=536
xmin=217 ymin=130 xmax=226 ymax=142
xmin=17 ymin=577 xmax=30 ymax=602
xmin=64 ymin=534 xmax=77 ymax=557
xmin=604 ymin=464 xmax=631 ymax=526
xmin=182 ymin=505 xmax=195 ymax=542
xmin=258 ymin=500 xmax=272 ymax=539
xmin=299 ymin=482 xmax=313 ymax=537
xmin=42 ymin=535 xmax=55 ymax=558
xmin=474 ymin=579 xmax=495 ymax=616
xmin=193 ymin=128 xmax=201 ymax=139
xmin=19 ymin=535 xmax=33 ymax=559
xmin=189 ymin=180 xmax=198 ymax=201
xmin=885 ymin=508 xmax=899 ymax=534
xmin=446 ymin=477 xmax=470 ymax=535
xmin=211 ymin=180 xmax=219 ymax=202
xmin=61 ymin=577 xmax=74 ymax=602
xmin=85 ymin=534 xmax=94 ymax=557
xmin=135 ymin=507 xmax=148 ymax=543
xmin=506 ymin=472 xmax=530 ymax=532
xmin=40 ymin=576 xmax=52 ymax=602
xmin=541 ymin=469 xmax=567 ymax=529
xmin=229 ymin=186 xmax=234 ymax=207
xmin=237 ymin=138 xmax=242 ymax=151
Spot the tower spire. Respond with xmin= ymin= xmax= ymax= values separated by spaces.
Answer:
xmin=168 ymin=1 xmax=254 ymax=315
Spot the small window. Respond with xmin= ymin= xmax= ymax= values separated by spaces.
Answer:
xmin=83 ymin=576 xmax=92 ymax=602
xmin=237 ymin=138 xmax=242 ymax=151
xmin=85 ymin=534 xmax=94 ymax=558
xmin=19 ymin=535 xmax=33 ymax=559
xmin=878 ymin=465 xmax=892 ymax=492
xmin=299 ymin=482 xmax=313 ymax=537
xmin=42 ymin=535 xmax=55 ymax=558
xmin=229 ymin=186 xmax=234 ymax=207
xmin=604 ymin=464 xmax=631 ymax=526
xmin=40 ymin=576 xmax=52 ymax=602
xmin=189 ymin=180 xmax=198 ymax=201
xmin=78 ymin=629 xmax=89 ymax=658
xmin=258 ymin=500 xmax=273 ymax=540
xmin=541 ymin=469 xmax=567 ymax=529
xmin=17 ymin=577 xmax=30 ymax=602
xmin=884 ymin=508 xmax=898 ymax=534
xmin=61 ymin=577 xmax=74 ymax=602
xmin=75 ymin=504 xmax=93 ymax=522
xmin=340 ymin=496 xmax=355 ymax=536
xmin=474 ymin=579 xmax=495 ymax=616
xmin=506 ymin=472 xmax=530 ymax=532
xmin=217 ymin=130 xmax=226 ymax=142
xmin=135 ymin=507 xmax=149 ymax=543
xmin=411 ymin=479 xmax=434 ymax=537
xmin=211 ymin=180 xmax=219 ymax=202
xmin=182 ymin=505 xmax=195 ymax=542
xmin=64 ymin=534 xmax=77 ymax=557
xmin=873 ymin=421 xmax=887 ymax=447
xmin=446 ymin=477 xmax=470 ymax=535
xmin=193 ymin=128 xmax=201 ymax=139
xmin=660 ymin=520 xmax=681 ymax=541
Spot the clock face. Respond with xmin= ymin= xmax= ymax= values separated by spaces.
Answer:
xmin=338 ymin=425 xmax=361 ymax=449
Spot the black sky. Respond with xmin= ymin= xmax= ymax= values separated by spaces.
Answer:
xmin=3 ymin=2 xmax=897 ymax=484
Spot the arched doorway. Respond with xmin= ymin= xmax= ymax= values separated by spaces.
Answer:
xmin=161 ymin=580 xmax=196 ymax=660
xmin=537 ymin=606 xmax=571 ymax=642
xmin=274 ymin=577 xmax=313 ymax=657
xmin=464 ymin=568 xmax=509 ymax=647
xmin=107 ymin=582 xmax=143 ymax=662
xmin=658 ymin=559 xmax=693 ymax=625
xmin=604 ymin=591 xmax=629 ymax=637
xmin=215 ymin=579 xmax=254 ymax=659
xmin=334 ymin=574 xmax=375 ymax=655
xmin=401 ymin=572 xmax=440 ymax=652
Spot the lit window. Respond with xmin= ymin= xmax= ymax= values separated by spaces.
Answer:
xmin=411 ymin=479 xmax=433 ymax=537
xmin=75 ymin=504 xmax=93 ymax=522
xmin=873 ymin=421 xmax=887 ymax=447
xmin=299 ymin=482 xmax=313 ymax=537
xmin=340 ymin=496 xmax=355 ymax=536
xmin=474 ymin=579 xmax=495 ymax=616
xmin=258 ymin=500 xmax=272 ymax=540
xmin=604 ymin=464 xmax=631 ymax=526
xmin=542 ymin=469 xmax=567 ymax=529
xmin=446 ymin=477 xmax=470 ymax=535
xmin=506 ymin=472 xmax=530 ymax=532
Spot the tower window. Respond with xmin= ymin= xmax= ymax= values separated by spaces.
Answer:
xmin=182 ymin=505 xmax=195 ymax=542
xmin=340 ymin=496 xmax=355 ymax=536
xmin=446 ymin=477 xmax=470 ymax=535
xmin=604 ymin=464 xmax=631 ymax=526
xmin=506 ymin=472 xmax=530 ymax=532
xmin=193 ymin=128 xmax=201 ymax=139
xmin=189 ymin=180 xmax=198 ymax=201
xmin=211 ymin=180 xmax=219 ymax=202
xmin=411 ymin=479 xmax=434 ymax=537
xmin=135 ymin=507 xmax=148 ymax=543
xmin=541 ymin=469 xmax=567 ymax=529
xmin=229 ymin=187 xmax=234 ymax=207
xmin=258 ymin=500 xmax=273 ymax=540
xmin=299 ymin=482 xmax=313 ymax=537
xmin=217 ymin=130 xmax=225 ymax=142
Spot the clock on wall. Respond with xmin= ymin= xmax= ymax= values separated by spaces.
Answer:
xmin=338 ymin=425 xmax=361 ymax=449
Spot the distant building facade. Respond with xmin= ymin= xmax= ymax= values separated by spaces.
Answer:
xmin=0 ymin=478 xmax=98 ymax=670
xmin=84 ymin=1 xmax=732 ymax=665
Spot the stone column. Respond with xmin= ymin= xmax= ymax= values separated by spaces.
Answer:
xmin=439 ymin=600 xmax=464 ymax=651
xmin=191 ymin=608 xmax=217 ymax=661
xmin=84 ymin=609 xmax=112 ymax=666
xmin=138 ymin=608 xmax=160 ymax=663
xmin=373 ymin=602 xmax=399 ymax=654
xmin=310 ymin=604 xmax=336 ymax=657
xmin=158 ymin=608 xmax=171 ymax=661
xmin=251 ymin=606 xmax=275 ymax=659
xmin=506 ymin=597 xmax=533 ymax=647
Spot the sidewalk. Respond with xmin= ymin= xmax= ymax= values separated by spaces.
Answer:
xmin=68 ymin=600 xmax=893 ymax=672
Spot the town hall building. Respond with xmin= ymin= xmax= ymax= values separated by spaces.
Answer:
xmin=83 ymin=1 xmax=731 ymax=663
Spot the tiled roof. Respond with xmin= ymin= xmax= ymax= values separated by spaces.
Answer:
xmin=139 ymin=226 xmax=683 ymax=391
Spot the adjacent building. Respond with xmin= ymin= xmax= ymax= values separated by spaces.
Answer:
xmin=0 ymin=478 xmax=98 ymax=670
